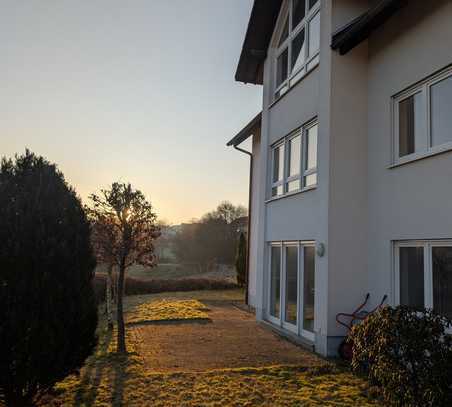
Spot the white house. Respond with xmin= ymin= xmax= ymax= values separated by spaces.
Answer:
xmin=228 ymin=0 xmax=452 ymax=356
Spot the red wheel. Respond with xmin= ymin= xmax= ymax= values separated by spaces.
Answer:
xmin=338 ymin=339 xmax=354 ymax=361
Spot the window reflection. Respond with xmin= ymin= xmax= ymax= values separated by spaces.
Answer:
xmin=431 ymin=75 xmax=452 ymax=148
xmin=303 ymin=246 xmax=315 ymax=332
xmin=270 ymin=246 xmax=281 ymax=318
xmin=291 ymin=29 xmax=306 ymax=74
xmin=399 ymin=247 xmax=425 ymax=308
xmin=432 ymin=247 xmax=452 ymax=319
xmin=285 ymin=246 xmax=298 ymax=325
xmin=399 ymin=93 xmax=423 ymax=157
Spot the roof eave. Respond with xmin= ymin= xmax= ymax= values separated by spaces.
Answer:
xmin=331 ymin=0 xmax=409 ymax=55
xmin=235 ymin=0 xmax=283 ymax=84
xmin=227 ymin=112 xmax=262 ymax=147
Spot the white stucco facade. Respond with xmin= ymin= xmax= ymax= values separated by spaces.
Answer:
xmin=247 ymin=128 xmax=261 ymax=308
xmin=243 ymin=0 xmax=452 ymax=356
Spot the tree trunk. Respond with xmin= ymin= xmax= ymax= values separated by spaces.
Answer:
xmin=106 ymin=265 xmax=114 ymax=330
xmin=116 ymin=258 xmax=126 ymax=353
xmin=113 ymin=270 xmax=118 ymax=304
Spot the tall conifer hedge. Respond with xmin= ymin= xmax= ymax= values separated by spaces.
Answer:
xmin=0 ymin=151 xmax=98 ymax=406
xmin=235 ymin=232 xmax=247 ymax=288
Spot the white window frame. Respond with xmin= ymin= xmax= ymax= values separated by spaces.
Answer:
xmin=270 ymin=119 xmax=318 ymax=198
xmin=394 ymin=240 xmax=452 ymax=333
xmin=302 ymin=120 xmax=318 ymax=187
xmin=267 ymin=240 xmax=316 ymax=341
xmin=268 ymin=242 xmax=283 ymax=326
xmin=285 ymin=131 xmax=301 ymax=190
xmin=392 ymin=66 xmax=452 ymax=165
xmin=273 ymin=0 xmax=321 ymax=101
xmin=271 ymin=140 xmax=286 ymax=197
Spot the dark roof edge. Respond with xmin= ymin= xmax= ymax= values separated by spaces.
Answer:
xmin=331 ymin=0 xmax=408 ymax=55
xmin=235 ymin=0 xmax=283 ymax=84
xmin=227 ymin=112 xmax=262 ymax=147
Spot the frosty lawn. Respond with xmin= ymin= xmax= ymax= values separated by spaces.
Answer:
xmin=37 ymin=290 xmax=379 ymax=406
xmin=127 ymin=299 xmax=210 ymax=324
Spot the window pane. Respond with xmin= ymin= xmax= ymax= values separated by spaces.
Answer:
xmin=291 ymin=29 xmax=306 ymax=73
xmin=303 ymin=246 xmax=315 ymax=332
xmin=275 ymin=84 xmax=289 ymax=99
xmin=270 ymin=246 xmax=281 ymax=318
xmin=305 ymin=124 xmax=318 ymax=170
xmin=292 ymin=0 xmax=306 ymax=29
xmin=272 ymin=185 xmax=284 ymax=197
xmin=309 ymin=0 xmax=318 ymax=9
xmin=399 ymin=92 xmax=424 ymax=157
xmin=272 ymin=144 xmax=285 ymax=183
xmin=276 ymin=48 xmax=289 ymax=88
xmin=287 ymin=179 xmax=300 ymax=193
xmin=432 ymin=247 xmax=452 ymax=319
xmin=399 ymin=247 xmax=424 ymax=308
xmin=285 ymin=246 xmax=298 ymax=325
xmin=278 ymin=16 xmax=289 ymax=46
xmin=430 ymin=75 xmax=452 ymax=147
xmin=304 ymin=173 xmax=317 ymax=187
xmin=288 ymin=135 xmax=301 ymax=177
xmin=308 ymin=12 xmax=320 ymax=57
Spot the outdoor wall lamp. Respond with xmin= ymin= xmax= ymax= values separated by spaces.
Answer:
xmin=316 ymin=242 xmax=325 ymax=257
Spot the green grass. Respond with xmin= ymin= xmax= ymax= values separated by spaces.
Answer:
xmin=122 ymin=289 xmax=245 ymax=313
xmin=47 ymin=358 xmax=379 ymax=406
xmin=126 ymin=299 xmax=210 ymax=324
xmin=34 ymin=290 xmax=379 ymax=406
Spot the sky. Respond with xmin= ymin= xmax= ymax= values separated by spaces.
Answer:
xmin=0 ymin=0 xmax=261 ymax=224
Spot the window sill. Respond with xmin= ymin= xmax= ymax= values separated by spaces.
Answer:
xmin=388 ymin=143 xmax=452 ymax=169
xmin=269 ymin=62 xmax=319 ymax=110
xmin=265 ymin=185 xmax=317 ymax=204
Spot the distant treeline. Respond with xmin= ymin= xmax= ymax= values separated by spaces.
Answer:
xmin=157 ymin=201 xmax=247 ymax=271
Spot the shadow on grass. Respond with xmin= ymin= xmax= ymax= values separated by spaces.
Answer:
xmin=111 ymin=354 xmax=128 ymax=406
xmin=73 ymin=326 xmax=113 ymax=406
xmin=126 ymin=318 xmax=212 ymax=327
xmin=71 ymin=325 xmax=133 ymax=407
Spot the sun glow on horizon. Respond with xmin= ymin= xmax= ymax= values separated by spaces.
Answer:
xmin=0 ymin=0 xmax=259 ymax=225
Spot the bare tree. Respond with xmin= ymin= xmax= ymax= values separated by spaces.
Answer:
xmin=202 ymin=201 xmax=247 ymax=224
xmin=88 ymin=182 xmax=160 ymax=353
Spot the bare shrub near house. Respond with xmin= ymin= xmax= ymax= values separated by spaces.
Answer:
xmin=350 ymin=306 xmax=452 ymax=407
xmin=235 ymin=232 xmax=247 ymax=288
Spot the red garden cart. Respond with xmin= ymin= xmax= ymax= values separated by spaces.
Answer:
xmin=336 ymin=293 xmax=388 ymax=360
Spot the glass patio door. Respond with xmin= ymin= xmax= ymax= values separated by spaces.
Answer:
xmin=269 ymin=245 xmax=281 ymax=322
xmin=268 ymin=242 xmax=315 ymax=340
xmin=283 ymin=245 xmax=298 ymax=332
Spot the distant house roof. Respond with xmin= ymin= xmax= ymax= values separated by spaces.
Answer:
xmin=226 ymin=112 xmax=262 ymax=147
xmin=331 ymin=0 xmax=408 ymax=55
xmin=235 ymin=0 xmax=409 ymax=84
xmin=235 ymin=0 xmax=283 ymax=84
